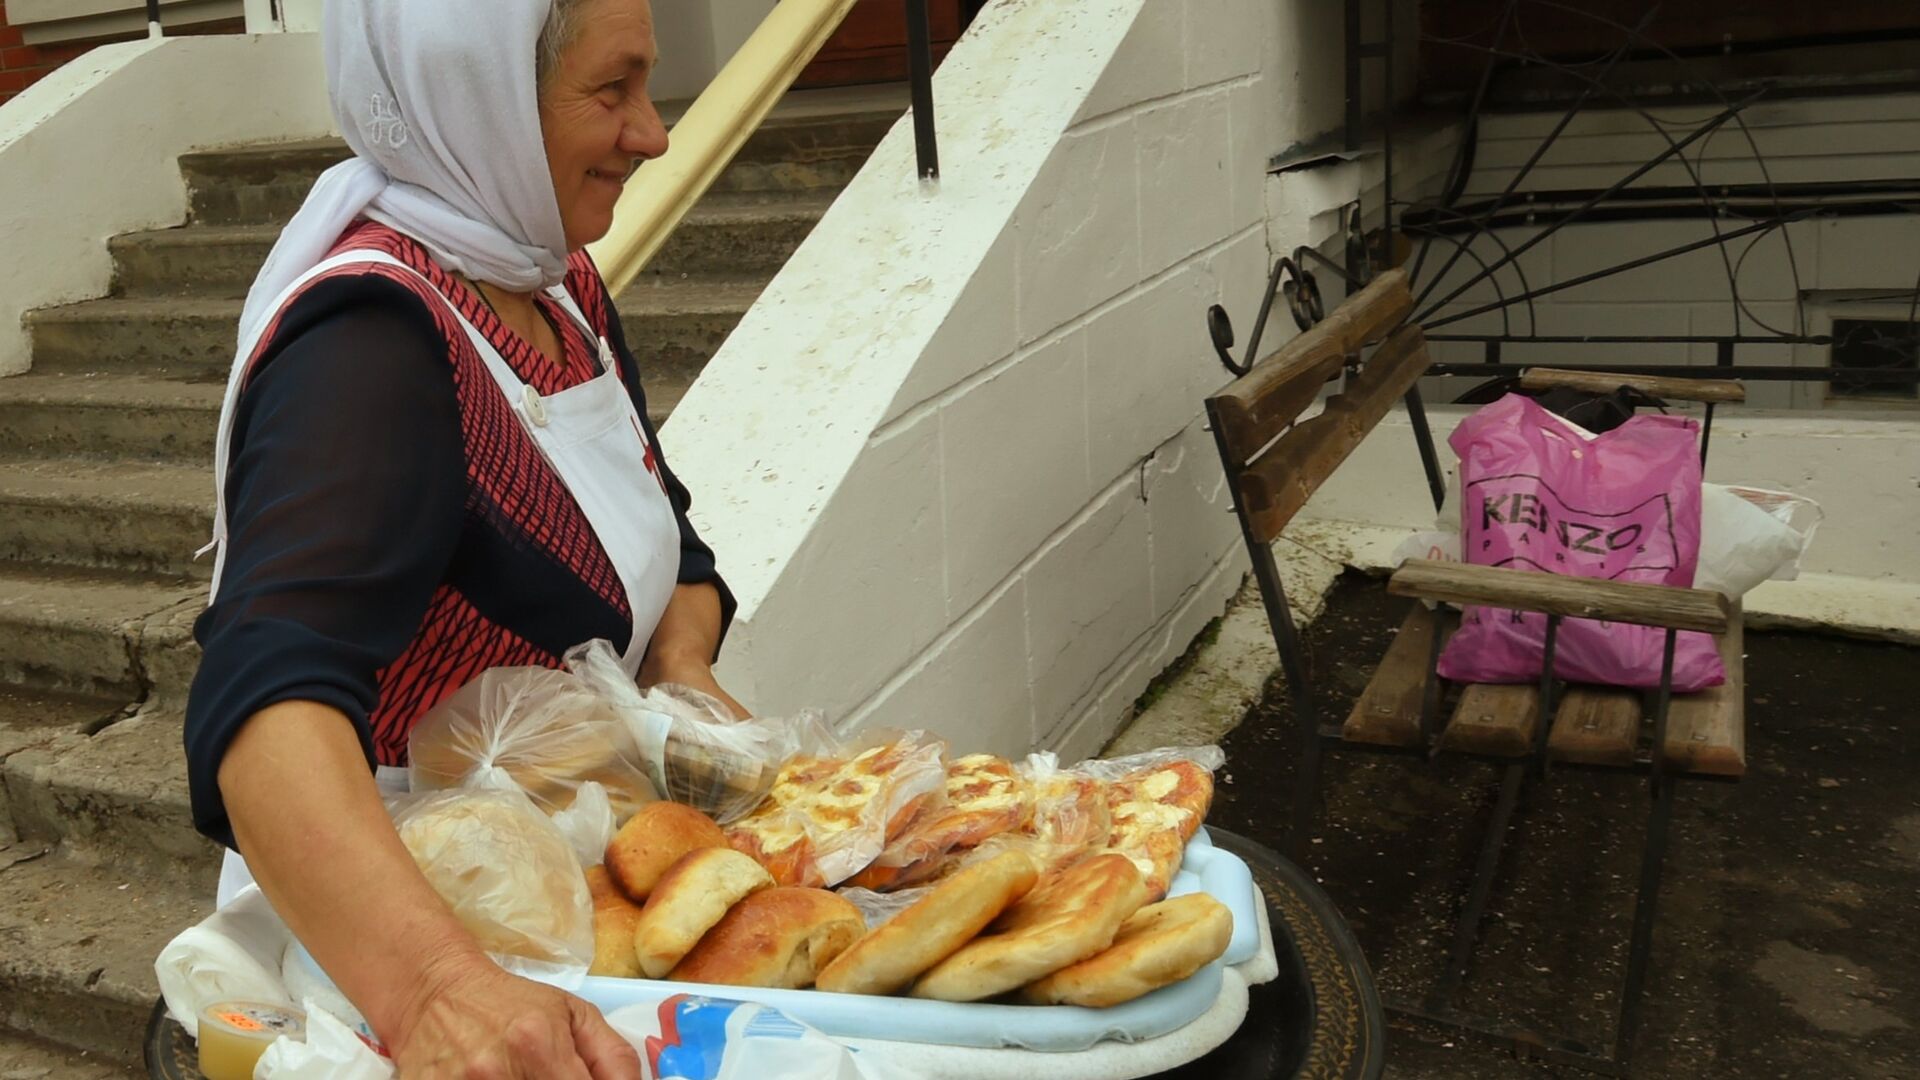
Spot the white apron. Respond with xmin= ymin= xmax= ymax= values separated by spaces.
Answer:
xmin=209 ymin=249 xmax=682 ymax=907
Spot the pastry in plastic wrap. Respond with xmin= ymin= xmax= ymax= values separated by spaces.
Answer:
xmin=567 ymin=640 xmax=835 ymax=824
xmin=586 ymin=867 xmax=645 ymax=978
xmin=406 ymin=665 xmax=657 ymax=819
xmin=391 ymin=787 xmax=593 ymax=973
xmin=842 ymin=754 xmax=1031 ymax=892
xmin=633 ymin=848 xmax=774 ymax=979
xmin=1101 ymin=758 xmax=1216 ymax=900
xmin=908 ymin=853 xmax=1148 ymax=1002
xmin=1020 ymin=893 xmax=1233 ymax=1007
xmin=668 ymin=887 xmax=866 ymax=989
xmin=817 ymin=850 xmax=1037 ymax=997
xmin=605 ymin=801 xmax=727 ymax=901
xmin=959 ymin=756 xmax=1113 ymax=879
xmin=724 ymin=733 xmax=948 ymax=888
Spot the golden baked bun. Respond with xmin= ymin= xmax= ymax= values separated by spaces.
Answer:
xmin=817 ymin=850 xmax=1037 ymax=996
xmin=1020 ymin=893 xmax=1232 ymax=1006
xmin=394 ymin=788 xmax=593 ymax=969
xmin=909 ymin=853 xmax=1148 ymax=1002
xmin=668 ymin=887 xmax=866 ymax=989
xmin=605 ymin=802 xmax=728 ymax=901
xmin=632 ymin=848 xmax=774 ymax=979
xmin=586 ymin=867 xmax=645 ymax=978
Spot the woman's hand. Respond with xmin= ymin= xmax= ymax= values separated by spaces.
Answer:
xmin=388 ymin=951 xmax=640 ymax=1079
xmin=641 ymin=653 xmax=751 ymax=720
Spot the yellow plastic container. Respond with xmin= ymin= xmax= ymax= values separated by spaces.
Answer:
xmin=196 ymin=1001 xmax=305 ymax=1080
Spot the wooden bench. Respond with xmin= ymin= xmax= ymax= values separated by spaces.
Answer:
xmin=1204 ymin=268 xmax=1747 ymax=1074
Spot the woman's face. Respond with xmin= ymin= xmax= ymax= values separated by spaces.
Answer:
xmin=539 ymin=0 xmax=670 ymax=252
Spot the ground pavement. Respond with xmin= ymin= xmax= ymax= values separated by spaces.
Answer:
xmin=1202 ymin=575 xmax=1919 ymax=1078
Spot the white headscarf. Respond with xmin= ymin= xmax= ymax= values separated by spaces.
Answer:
xmin=235 ymin=0 xmax=569 ymax=353
xmin=207 ymin=0 xmax=570 ymax=578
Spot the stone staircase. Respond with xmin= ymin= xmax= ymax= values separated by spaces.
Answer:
xmin=0 ymin=101 xmax=895 ymax=1069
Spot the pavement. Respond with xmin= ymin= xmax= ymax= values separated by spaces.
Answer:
xmin=1186 ymin=573 xmax=1920 ymax=1078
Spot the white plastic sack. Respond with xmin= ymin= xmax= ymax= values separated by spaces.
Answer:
xmin=1696 ymin=484 xmax=1823 ymax=599
xmin=605 ymin=995 xmax=914 ymax=1080
xmin=155 ymin=884 xmax=294 ymax=1038
xmin=255 ymin=997 xmax=394 ymax=1080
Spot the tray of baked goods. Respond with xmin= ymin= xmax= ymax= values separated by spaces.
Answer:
xmin=297 ymin=642 xmax=1274 ymax=1053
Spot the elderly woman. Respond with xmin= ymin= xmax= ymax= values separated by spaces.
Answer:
xmin=185 ymin=0 xmax=734 ymax=1074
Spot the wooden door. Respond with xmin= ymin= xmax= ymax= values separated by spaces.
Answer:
xmin=797 ymin=0 xmax=965 ymax=88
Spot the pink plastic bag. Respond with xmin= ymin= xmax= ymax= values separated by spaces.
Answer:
xmin=1437 ymin=394 xmax=1725 ymax=691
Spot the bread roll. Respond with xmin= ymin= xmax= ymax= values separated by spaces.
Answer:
xmin=586 ymin=867 xmax=646 ymax=978
xmin=817 ymin=850 xmax=1037 ymax=996
xmin=1020 ymin=893 xmax=1233 ymax=1006
xmin=632 ymin=848 xmax=774 ymax=979
xmin=668 ymin=887 xmax=865 ymax=989
xmin=909 ymin=853 xmax=1147 ymax=1002
xmin=605 ymin=801 xmax=728 ymax=901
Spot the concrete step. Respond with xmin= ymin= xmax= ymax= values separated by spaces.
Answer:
xmin=0 ymin=460 xmax=211 ymax=580
xmin=2 ymin=704 xmax=219 ymax=889
xmin=0 ymin=563 xmax=203 ymax=702
xmin=0 ymin=365 xmax=685 ymax=469
xmin=0 ymin=846 xmax=208 ymax=1067
xmin=0 ymin=374 xmax=223 ymax=464
xmin=113 ymin=193 xmax=835 ymax=298
xmin=0 ymin=1026 xmax=139 ymax=1079
xmin=181 ymin=107 xmax=894 ymax=226
xmin=26 ymin=277 xmax=764 ymax=383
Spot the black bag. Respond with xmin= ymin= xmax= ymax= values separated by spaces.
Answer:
xmin=1452 ymin=375 xmax=1664 ymax=434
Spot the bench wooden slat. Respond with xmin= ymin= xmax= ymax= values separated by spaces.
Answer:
xmin=1442 ymin=683 xmax=1541 ymax=757
xmin=1520 ymin=366 xmax=1746 ymax=405
xmin=1208 ymin=268 xmax=1413 ymax=467
xmin=1548 ymin=685 xmax=1642 ymax=766
xmin=1388 ymin=559 xmax=1732 ymax=635
xmin=1344 ymin=605 xmax=1453 ymax=747
xmin=1664 ymin=614 xmax=1746 ymax=777
xmin=1238 ymin=325 xmax=1432 ymax=543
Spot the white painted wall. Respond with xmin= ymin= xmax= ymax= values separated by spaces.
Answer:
xmin=1413 ymin=93 xmax=1920 ymax=411
xmin=0 ymin=33 xmax=334 ymax=375
xmin=668 ymin=0 xmax=1365 ymax=760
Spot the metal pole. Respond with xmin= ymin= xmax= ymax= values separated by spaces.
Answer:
xmin=905 ymin=0 xmax=939 ymax=181
xmin=147 ymin=0 xmax=164 ymax=37
xmin=1344 ymin=0 xmax=1363 ymax=152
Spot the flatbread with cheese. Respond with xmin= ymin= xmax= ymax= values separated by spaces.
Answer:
xmin=908 ymin=853 xmax=1148 ymax=1002
xmin=725 ymin=734 xmax=946 ymax=887
xmin=818 ymin=850 xmax=1038 ymax=996
xmin=1104 ymin=760 xmax=1215 ymax=899
xmin=843 ymin=754 xmax=1031 ymax=891
xmin=1020 ymin=893 xmax=1233 ymax=1007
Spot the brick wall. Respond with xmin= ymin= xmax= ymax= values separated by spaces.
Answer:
xmin=0 ymin=3 xmax=243 ymax=108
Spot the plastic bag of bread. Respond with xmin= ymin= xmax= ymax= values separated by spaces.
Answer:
xmin=566 ymin=640 xmax=833 ymax=824
xmin=407 ymin=663 xmax=658 ymax=821
xmin=841 ymin=753 xmax=1032 ymax=891
xmin=724 ymin=729 xmax=950 ymax=888
xmin=957 ymin=752 xmax=1114 ymax=878
xmin=389 ymin=785 xmax=594 ymax=980
xmin=1076 ymin=746 xmax=1222 ymax=900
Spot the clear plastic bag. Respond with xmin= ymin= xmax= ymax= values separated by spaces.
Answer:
xmin=1697 ymin=483 xmax=1823 ymax=598
xmin=549 ymin=780 xmax=616 ymax=867
xmin=406 ymin=664 xmax=658 ymax=820
xmin=566 ymin=640 xmax=833 ymax=824
xmin=835 ymin=884 xmax=935 ymax=929
xmin=724 ymin=729 xmax=950 ymax=888
xmin=843 ymin=753 xmax=1031 ymax=892
xmin=1070 ymin=745 xmax=1227 ymax=783
xmin=964 ymin=752 xmax=1114 ymax=877
xmin=389 ymin=785 xmax=594 ymax=981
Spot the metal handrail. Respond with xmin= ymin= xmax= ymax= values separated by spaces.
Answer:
xmin=588 ymin=0 xmax=943 ymax=294
xmin=146 ymin=0 xmax=162 ymax=38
